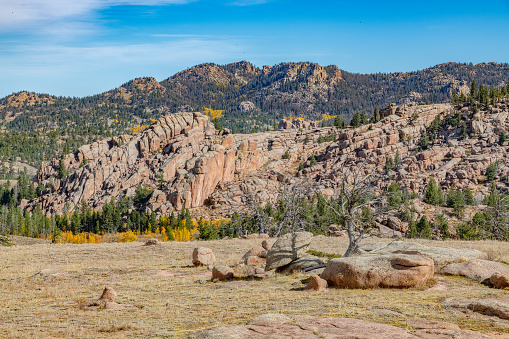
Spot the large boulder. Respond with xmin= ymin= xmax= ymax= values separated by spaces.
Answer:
xmin=440 ymin=259 xmax=509 ymax=283
xmin=321 ymin=254 xmax=434 ymax=289
xmin=192 ymin=247 xmax=216 ymax=267
xmin=265 ymin=232 xmax=313 ymax=271
xmin=355 ymin=241 xmax=485 ymax=268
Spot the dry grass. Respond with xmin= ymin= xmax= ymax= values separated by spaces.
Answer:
xmin=1 ymin=236 xmax=509 ymax=338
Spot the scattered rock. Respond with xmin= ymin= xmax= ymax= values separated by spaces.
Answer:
xmin=306 ymin=274 xmax=327 ymax=292
xmin=258 ymin=234 xmax=269 ymax=239
xmin=211 ymin=265 xmax=234 ymax=281
xmin=241 ymin=245 xmax=265 ymax=263
xmin=321 ymin=254 xmax=434 ymax=289
xmin=259 ymin=250 xmax=268 ymax=258
xmin=254 ymin=267 xmax=265 ymax=275
xmin=440 ymin=259 xmax=509 ymax=283
xmin=193 ymin=247 xmax=216 ymax=267
xmin=443 ymin=297 xmax=509 ymax=320
xmin=99 ymin=286 xmax=117 ymax=302
xmin=261 ymin=240 xmax=273 ymax=251
xmin=265 ymin=231 xmax=313 ymax=271
xmin=490 ymin=272 xmax=509 ymax=289
xmin=144 ymin=238 xmax=159 ymax=246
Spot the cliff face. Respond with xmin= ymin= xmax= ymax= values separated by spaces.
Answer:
xmin=31 ymin=99 xmax=509 ymax=218
xmin=32 ymin=111 xmax=333 ymax=215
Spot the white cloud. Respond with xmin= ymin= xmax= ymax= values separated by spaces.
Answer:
xmin=0 ymin=37 xmax=247 ymax=97
xmin=0 ymin=0 xmax=193 ymax=31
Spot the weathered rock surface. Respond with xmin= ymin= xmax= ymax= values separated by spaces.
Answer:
xmin=443 ymin=297 xmax=509 ymax=320
xmin=193 ymin=313 xmax=418 ymax=338
xmin=265 ymin=231 xmax=313 ymax=271
xmin=192 ymin=247 xmax=216 ymax=267
xmin=277 ymin=255 xmax=322 ymax=274
xmin=439 ymin=259 xmax=509 ymax=283
xmin=321 ymin=254 xmax=434 ymax=289
xmin=355 ymin=242 xmax=485 ymax=268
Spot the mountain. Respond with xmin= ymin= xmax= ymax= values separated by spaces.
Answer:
xmin=0 ymin=61 xmax=508 ymax=168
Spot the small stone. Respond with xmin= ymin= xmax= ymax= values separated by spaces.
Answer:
xmin=306 ymin=275 xmax=327 ymax=292
xmin=144 ymin=238 xmax=158 ymax=246
xmin=259 ymin=250 xmax=268 ymax=258
xmin=254 ymin=267 xmax=265 ymax=274
xmin=211 ymin=265 xmax=234 ymax=281
xmin=261 ymin=240 xmax=272 ymax=251
xmin=99 ymin=286 xmax=117 ymax=302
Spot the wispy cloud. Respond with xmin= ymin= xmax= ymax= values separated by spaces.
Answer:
xmin=0 ymin=0 xmax=193 ymax=32
xmin=0 ymin=37 xmax=247 ymax=96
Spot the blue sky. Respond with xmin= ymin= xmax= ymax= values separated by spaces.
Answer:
xmin=1 ymin=0 xmax=509 ymax=98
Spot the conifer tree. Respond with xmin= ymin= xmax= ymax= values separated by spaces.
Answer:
xmin=350 ymin=111 xmax=361 ymax=128
xmin=374 ymin=106 xmax=380 ymax=122
xmin=464 ymin=187 xmax=475 ymax=205
xmin=424 ymin=178 xmax=441 ymax=205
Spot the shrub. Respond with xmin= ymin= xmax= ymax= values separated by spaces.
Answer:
xmin=486 ymin=162 xmax=498 ymax=182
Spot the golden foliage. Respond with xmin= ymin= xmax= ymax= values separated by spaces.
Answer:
xmin=54 ymin=231 xmax=100 ymax=244
xmin=202 ymin=106 xmax=223 ymax=119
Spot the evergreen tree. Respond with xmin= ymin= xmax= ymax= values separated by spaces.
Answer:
xmin=374 ymin=106 xmax=380 ymax=122
xmin=463 ymin=187 xmax=475 ymax=205
xmin=417 ymin=215 xmax=432 ymax=239
xmin=394 ymin=149 xmax=401 ymax=164
xmin=435 ymin=213 xmax=449 ymax=239
xmin=350 ymin=111 xmax=361 ymax=128
xmin=424 ymin=178 xmax=441 ymax=205
xmin=387 ymin=181 xmax=403 ymax=208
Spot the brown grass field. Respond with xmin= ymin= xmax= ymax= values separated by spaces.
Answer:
xmin=1 ymin=236 xmax=509 ymax=338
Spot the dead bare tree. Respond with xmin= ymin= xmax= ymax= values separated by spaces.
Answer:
xmin=319 ymin=158 xmax=389 ymax=257
xmin=273 ymin=182 xmax=313 ymax=237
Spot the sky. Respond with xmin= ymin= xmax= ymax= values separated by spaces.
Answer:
xmin=1 ymin=0 xmax=509 ymax=98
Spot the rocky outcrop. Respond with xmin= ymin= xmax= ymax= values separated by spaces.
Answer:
xmin=440 ymin=259 xmax=509 ymax=283
xmin=443 ymin=297 xmax=509 ymax=320
xmin=30 ymin=111 xmax=336 ymax=216
xmin=193 ymin=313 xmax=488 ymax=339
xmin=321 ymin=254 xmax=434 ymax=289
xmin=29 ymin=98 xmax=509 ymax=225
xmin=354 ymin=242 xmax=485 ymax=268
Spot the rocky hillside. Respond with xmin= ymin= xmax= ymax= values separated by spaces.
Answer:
xmin=2 ymin=61 xmax=509 ymax=136
xmin=30 ymin=96 xmax=509 ymax=223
